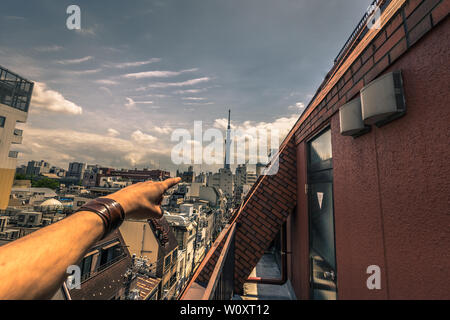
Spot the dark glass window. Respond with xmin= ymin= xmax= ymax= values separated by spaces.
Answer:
xmin=307 ymin=128 xmax=337 ymax=300
xmin=80 ymin=255 xmax=93 ymax=281
xmin=0 ymin=116 xmax=5 ymax=127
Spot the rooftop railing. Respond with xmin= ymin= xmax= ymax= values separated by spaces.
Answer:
xmin=333 ymin=0 xmax=390 ymax=64
xmin=179 ymin=223 xmax=236 ymax=300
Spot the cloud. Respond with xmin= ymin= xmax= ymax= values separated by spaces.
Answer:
xmin=182 ymin=97 xmax=206 ymax=101
xmin=183 ymin=102 xmax=214 ymax=106
xmin=125 ymin=97 xmax=136 ymax=109
xmin=124 ymin=97 xmax=154 ymax=109
xmin=107 ymin=128 xmax=120 ymax=137
xmin=66 ymin=69 xmax=102 ymax=75
xmin=30 ymin=82 xmax=83 ymax=115
xmin=99 ymin=87 xmax=113 ymax=95
xmin=175 ymin=88 xmax=207 ymax=94
xmin=123 ymin=68 xmax=198 ymax=79
xmin=34 ymin=45 xmax=64 ymax=52
xmin=75 ymin=27 xmax=97 ymax=36
xmin=131 ymin=130 xmax=158 ymax=144
xmin=288 ymin=102 xmax=306 ymax=111
xmin=18 ymin=127 xmax=169 ymax=169
xmin=57 ymin=56 xmax=93 ymax=65
xmin=144 ymin=77 xmax=211 ymax=89
xmin=95 ymin=79 xmax=118 ymax=85
xmin=214 ymin=113 xmax=298 ymax=140
xmin=152 ymin=126 xmax=172 ymax=135
xmin=112 ymin=58 xmax=161 ymax=68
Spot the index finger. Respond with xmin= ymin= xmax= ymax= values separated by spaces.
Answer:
xmin=160 ymin=177 xmax=182 ymax=191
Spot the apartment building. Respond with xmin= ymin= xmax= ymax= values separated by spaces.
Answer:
xmin=0 ymin=65 xmax=33 ymax=210
xmin=119 ymin=217 xmax=179 ymax=300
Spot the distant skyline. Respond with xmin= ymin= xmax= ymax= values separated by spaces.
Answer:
xmin=1 ymin=0 xmax=372 ymax=172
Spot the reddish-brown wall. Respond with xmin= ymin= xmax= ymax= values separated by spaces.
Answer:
xmin=333 ymin=16 xmax=450 ymax=299
xmin=291 ymin=0 xmax=449 ymax=299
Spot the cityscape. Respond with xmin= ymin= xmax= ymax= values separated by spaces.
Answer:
xmin=0 ymin=0 xmax=449 ymax=304
xmin=1 ymin=96 xmax=263 ymax=299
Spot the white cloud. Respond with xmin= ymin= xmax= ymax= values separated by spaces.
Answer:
xmin=123 ymin=68 xmax=198 ymax=79
xmin=125 ymin=97 xmax=136 ymax=109
xmin=214 ymin=113 xmax=298 ymax=140
xmin=34 ymin=45 xmax=63 ymax=52
xmin=288 ymin=102 xmax=306 ymax=111
xmin=175 ymin=88 xmax=207 ymax=94
xmin=95 ymin=79 xmax=118 ymax=85
xmin=124 ymin=97 xmax=154 ymax=109
xmin=57 ymin=56 xmax=93 ymax=65
xmin=145 ymin=77 xmax=211 ymax=89
xmin=182 ymin=97 xmax=206 ymax=101
xmin=18 ymin=127 xmax=169 ymax=169
xmin=66 ymin=68 xmax=102 ymax=75
xmin=131 ymin=130 xmax=158 ymax=144
xmin=107 ymin=128 xmax=120 ymax=137
xmin=113 ymin=58 xmax=161 ymax=68
xmin=152 ymin=126 xmax=172 ymax=135
xmin=75 ymin=27 xmax=96 ymax=37
xmin=30 ymin=82 xmax=83 ymax=115
xmin=183 ymin=102 xmax=214 ymax=106
xmin=99 ymin=87 xmax=113 ymax=95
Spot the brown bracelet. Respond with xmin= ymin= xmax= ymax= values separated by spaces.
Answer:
xmin=76 ymin=198 xmax=125 ymax=239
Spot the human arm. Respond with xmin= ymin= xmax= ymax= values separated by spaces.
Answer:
xmin=0 ymin=178 xmax=181 ymax=300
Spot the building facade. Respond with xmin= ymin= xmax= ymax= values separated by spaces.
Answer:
xmin=0 ymin=66 xmax=33 ymax=210
xmin=185 ymin=0 xmax=450 ymax=300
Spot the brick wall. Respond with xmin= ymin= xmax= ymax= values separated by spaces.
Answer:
xmin=294 ymin=0 xmax=448 ymax=145
xmin=194 ymin=139 xmax=297 ymax=293
xmin=185 ymin=0 xmax=449 ymax=298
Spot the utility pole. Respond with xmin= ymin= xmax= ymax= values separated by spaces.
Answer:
xmin=190 ymin=214 xmax=201 ymax=277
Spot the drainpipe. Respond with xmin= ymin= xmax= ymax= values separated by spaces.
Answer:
xmin=246 ymin=222 xmax=287 ymax=285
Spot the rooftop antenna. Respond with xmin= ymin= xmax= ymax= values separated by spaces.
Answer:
xmin=224 ymin=109 xmax=231 ymax=170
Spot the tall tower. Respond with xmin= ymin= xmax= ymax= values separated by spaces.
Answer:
xmin=224 ymin=109 xmax=231 ymax=170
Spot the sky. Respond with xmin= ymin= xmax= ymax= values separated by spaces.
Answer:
xmin=0 ymin=0 xmax=372 ymax=174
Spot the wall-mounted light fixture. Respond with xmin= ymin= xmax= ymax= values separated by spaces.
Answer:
xmin=361 ymin=71 xmax=406 ymax=127
xmin=339 ymin=97 xmax=371 ymax=138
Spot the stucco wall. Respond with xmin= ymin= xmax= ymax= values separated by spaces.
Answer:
xmin=291 ymin=7 xmax=449 ymax=299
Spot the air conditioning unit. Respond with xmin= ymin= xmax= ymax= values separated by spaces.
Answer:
xmin=361 ymin=71 xmax=406 ymax=127
xmin=339 ymin=97 xmax=371 ymax=138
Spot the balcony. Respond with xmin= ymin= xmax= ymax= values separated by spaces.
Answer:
xmin=8 ymin=151 xmax=18 ymax=158
xmin=179 ymin=222 xmax=295 ymax=300
xmin=11 ymin=129 xmax=23 ymax=144
xmin=0 ymin=65 xmax=34 ymax=113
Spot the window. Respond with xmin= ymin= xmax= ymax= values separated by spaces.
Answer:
xmin=164 ymin=254 xmax=171 ymax=272
xmin=307 ymin=128 xmax=337 ymax=300
xmin=80 ymin=255 xmax=93 ymax=281
xmin=173 ymin=250 xmax=178 ymax=261
xmin=0 ymin=116 xmax=5 ymax=127
xmin=99 ymin=243 xmax=124 ymax=269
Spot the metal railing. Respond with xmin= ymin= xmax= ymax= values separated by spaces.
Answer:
xmin=203 ymin=223 xmax=236 ymax=300
xmin=0 ymin=65 xmax=34 ymax=112
xmin=334 ymin=0 xmax=389 ymax=64
xmin=97 ymin=253 xmax=126 ymax=273
xmin=179 ymin=223 xmax=236 ymax=300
